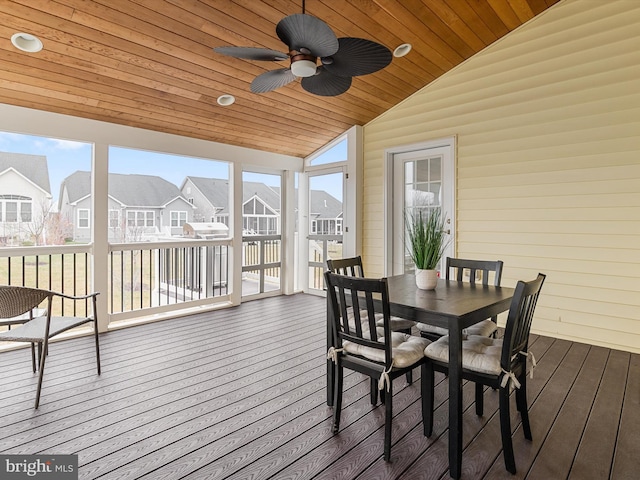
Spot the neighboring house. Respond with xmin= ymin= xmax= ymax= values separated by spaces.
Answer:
xmin=181 ymin=176 xmax=343 ymax=236
xmin=309 ymin=190 xmax=343 ymax=235
xmin=181 ymin=177 xmax=282 ymax=235
xmin=59 ymin=171 xmax=196 ymax=242
xmin=0 ymin=151 xmax=53 ymax=245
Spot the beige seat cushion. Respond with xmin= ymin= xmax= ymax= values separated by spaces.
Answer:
xmin=344 ymin=332 xmax=430 ymax=368
xmin=376 ymin=316 xmax=417 ymax=331
xmin=347 ymin=308 xmax=416 ymax=332
xmin=424 ymin=334 xmax=503 ymax=376
xmin=416 ymin=319 xmax=498 ymax=338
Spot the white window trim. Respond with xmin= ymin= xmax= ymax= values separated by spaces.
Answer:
xmin=78 ymin=208 xmax=90 ymax=228
xmin=170 ymin=210 xmax=188 ymax=227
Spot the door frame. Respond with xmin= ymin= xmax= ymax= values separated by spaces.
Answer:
xmin=383 ymin=136 xmax=457 ymax=276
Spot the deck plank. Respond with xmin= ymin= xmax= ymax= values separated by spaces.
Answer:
xmin=0 ymin=293 xmax=636 ymax=480
xmin=568 ymin=349 xmax=630 ymax=480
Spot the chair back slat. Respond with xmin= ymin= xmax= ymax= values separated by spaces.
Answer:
xmin=0 ymin=286 xmax=51 ymax=319
xmin=501 ymin=273 xmax=546 ymax=371
xmin=327 ymin=256 xmax=365 ymax=278
xmin=325 ymin=271 xmax=392 ymax=365
xmin=446 ymin=257 xmax=504 ymax=287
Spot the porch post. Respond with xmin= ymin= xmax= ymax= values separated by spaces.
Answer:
xmin=92 ymin=143 xmax=110 ymax=332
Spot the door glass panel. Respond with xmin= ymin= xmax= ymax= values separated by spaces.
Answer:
xmin=308 ymin=171 xmax=343 ymax=291
xmin=392 ymin=144 xmax=454 ymax=276
xmin=242 ymin=172 xmax=282 ymax=297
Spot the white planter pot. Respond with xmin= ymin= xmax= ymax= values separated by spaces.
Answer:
xmin=415 ymin=268 xmax=438 ymax=290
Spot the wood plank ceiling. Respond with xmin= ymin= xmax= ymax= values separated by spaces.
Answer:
xmin=0 ymin=0 xmax=560 ymax=158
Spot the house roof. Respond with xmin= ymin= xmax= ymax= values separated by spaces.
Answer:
xmin=187 ymin=175 xmax=341 ymax=218
xmin=186 ymin=176 xmax=281 ymax=215
xmin=309 ymin=190 xmax=342 ymax=219
xmin=61 ymin=171 xmax=190 ymax=208
xmin=0 ymin=1 xmax=560 ymax=158
xmin=0 ymin=151 xmax=51 ymax=194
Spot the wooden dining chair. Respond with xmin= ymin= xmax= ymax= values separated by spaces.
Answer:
xmin=327 ymin=256 xmax=417 ymax=335
xmin=325 ymin=271 xmax=430 ymax=461
xmin=422 ymin=273 xmax=545 ymax=474
xmin=416 ymin=257 xmax=504 ymax=341
xmin=0 ymin=286 xmax=101 ymax=408
xmin=327 ymin=256 xmax=417 ymax=389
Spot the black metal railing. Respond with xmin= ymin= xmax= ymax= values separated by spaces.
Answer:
xmin=108 ymin=239 xmax=231 ymax=314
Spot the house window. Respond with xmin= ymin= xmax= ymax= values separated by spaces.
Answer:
xmin=0 ymin=195 xmax=34 ymax=223
xmin=78 ymin=209 xmax=90 ymax=228
xmin=126 ymin=210 xmax=154 ymax=227
xmin=188 ymin=198 xmax=194 ymax=204
xmin=20 ymin=202 xmax=32 ymax=222
xmin=5 ymin=202 xmax=18 ymax=222
xmin=171 ymin=211 xmax=187 ymax=227
xmin=109 ymin=210 xmax=120 ymax=228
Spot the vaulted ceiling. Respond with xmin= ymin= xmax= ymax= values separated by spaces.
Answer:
xmin=0 ymin=0 xmax=559 ymax=158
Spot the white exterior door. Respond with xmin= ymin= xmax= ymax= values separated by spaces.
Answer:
xmin=387 ymin=138 xmax=455 ymax=276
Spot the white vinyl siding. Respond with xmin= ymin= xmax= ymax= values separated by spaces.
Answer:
xmin=362 ymin=0 xmax=640 ymax=353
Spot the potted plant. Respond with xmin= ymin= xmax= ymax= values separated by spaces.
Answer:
xmin=405 ymin=208 xmax=449 ymax=289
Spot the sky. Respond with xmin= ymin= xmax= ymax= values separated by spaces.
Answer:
xmin=0 ymin=131 xmax=346 ymax=203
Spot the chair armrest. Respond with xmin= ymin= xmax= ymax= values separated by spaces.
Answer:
xmin=51 ymin=291 xmax=100 ymax=301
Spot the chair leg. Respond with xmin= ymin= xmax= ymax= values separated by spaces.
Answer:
xmin=401 ymin=328 xmax=413 ymax=385
xmin=383 ymin=381 xmax=393 ymax=462
xmin=94 ymin=320 xmax=101 ymax=375
xmin=34 ymin=340 xmax=49 ymax=409
xmin=517 ymin=374 xmax=532 ymax=440
xmin=422 ymin=363 xmax=435 ymax=437
xmin=370 ymin=378 xmax=378 ymax=405
xmin=475 ymin=382 xmax=484 ymax=416
xmin=499 ymin=387 xmax=516 ymax=474
xmin=332 ymin=364 xmax=344 ymax=434
xmin=30 ymin=343 xmax=36 ymax=373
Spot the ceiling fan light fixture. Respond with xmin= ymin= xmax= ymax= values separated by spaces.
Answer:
xmin=291 ymin=59 xmax=317 ymax=77
xmin=11 ymin=32 xmax=43 ymax=53
xmin=393 ymin=43 xmax=412 ymax=58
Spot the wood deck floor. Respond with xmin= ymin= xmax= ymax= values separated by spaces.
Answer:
xmin=0 ymin=293 xmax=638 ymax=480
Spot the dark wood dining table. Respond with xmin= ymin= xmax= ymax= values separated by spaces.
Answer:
xmin=326 ymin=273 xmax=515 ymax=479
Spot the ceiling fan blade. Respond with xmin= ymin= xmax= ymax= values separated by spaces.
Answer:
xmin=301 ymin=67 xmax=351 ymax=96
xmin=214 ymin=46 xmax=289 ymax=61
xmin=251 ymin=68 xmax=297 ymax=93
xmin=276 ymin=14 xmax=339 ymax=58
xmin=322 ymin=38 xmax=392 ymax=77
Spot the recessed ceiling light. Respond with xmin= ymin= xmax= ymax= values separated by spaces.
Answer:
xmin=393 ymin=43 xmax=412 ymax=58
xmin=216 ymin=94 xmax=235 ymax=106
xmin=11 ymin=32 xmax=43 ymax=53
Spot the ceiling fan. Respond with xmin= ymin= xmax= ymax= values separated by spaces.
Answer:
xmin=213 ymin=2 xmax=392 ymax=97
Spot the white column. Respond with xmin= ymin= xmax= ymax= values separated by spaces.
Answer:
xmin=92 ymin=143 xmax=110 ymax=332
xmin=229 ymin=162 xmax=243 ymax=305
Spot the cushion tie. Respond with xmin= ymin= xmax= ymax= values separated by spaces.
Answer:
xmin=500 ymin=369 xmax=521 ymax=391
xmin=519 ymin=350 xmax=537 ymax=379
xmin=378 ymin=362 xmax=394 ymax=392
xmin=327 ymin=347 xmax=343 ymax=363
